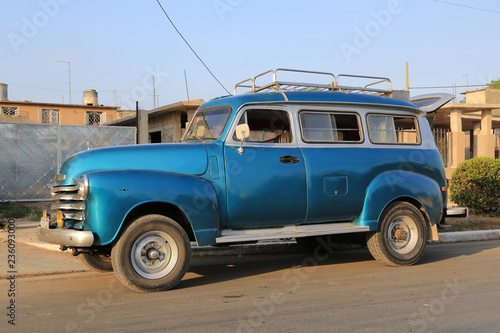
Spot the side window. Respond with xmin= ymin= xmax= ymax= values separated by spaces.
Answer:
xmin=368 ymin=115 xmax=420 ymax=144
xmin=300 ymin=111 xmax=362 ymax=143
xmin=234 ymin=109 xmax=292 ymax=143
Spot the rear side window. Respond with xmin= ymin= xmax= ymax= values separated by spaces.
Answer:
xmin=368 ymin=115 xmax=420 ymax=144
xmin=300 ymin=111 xmax=362 ymax=143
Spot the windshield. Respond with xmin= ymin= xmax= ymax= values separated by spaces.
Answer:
xmin=183 ymin=107 xmax=232 ymax=141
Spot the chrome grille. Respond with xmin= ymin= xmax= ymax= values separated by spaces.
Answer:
xmin=51 ymin=184 xmax=84 ymax=221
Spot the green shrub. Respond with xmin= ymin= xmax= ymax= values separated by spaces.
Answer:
xmin=27 ymin=208 xmax=43 ymax=221
xmin=0 ymin=202 xmax=30 ymax=219
xmin=449 ymin=157 xmax=500 ymax=215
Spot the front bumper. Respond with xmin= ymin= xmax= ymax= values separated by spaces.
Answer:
xmin=36 ymin=225 xmax=94 ymax=247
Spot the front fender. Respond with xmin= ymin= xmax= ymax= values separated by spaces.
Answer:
xmin=355 ymin=170 xmax=443 ymax=230
xmin=84 ymin=170 xmax=219 ymax=246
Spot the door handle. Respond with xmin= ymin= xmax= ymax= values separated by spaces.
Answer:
xmin=280 ymin=155 xmax=300 ymax=164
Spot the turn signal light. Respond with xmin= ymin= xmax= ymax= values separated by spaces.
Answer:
xmin=56 ymin=211 xmax=64 ymax=228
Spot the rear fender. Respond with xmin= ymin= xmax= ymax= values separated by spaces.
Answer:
xmin=355 ymin=170 xmax=443 ymax=230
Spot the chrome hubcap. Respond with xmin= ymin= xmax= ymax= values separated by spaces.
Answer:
xmin=387 ymin=216 xmax=418 ymax=255
xmin=131 ymin=231 xmax=178 ymax=279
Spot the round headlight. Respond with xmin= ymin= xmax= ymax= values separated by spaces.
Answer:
xmin=74 ymin=174 xmax=89 ymax=199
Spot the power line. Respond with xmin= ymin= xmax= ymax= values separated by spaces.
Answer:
xmin=432 ymin=0 xmax=500 ymax=14
xmin=411 ymin=83 xmax=500 ymax=89
xmin=154 ymin=0 xmax=231 ymax=95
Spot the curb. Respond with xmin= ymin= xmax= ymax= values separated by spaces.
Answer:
xmin=3 ymin=230 xmax=500 ymax=256
xmin=432 ymin=230 xmax=500 ymax=244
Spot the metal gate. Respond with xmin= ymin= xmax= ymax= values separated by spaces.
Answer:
xmin=433 ymin=128 xmax=450 ymax=167
xmin=0 ymin=122 xmax=136 ymax=201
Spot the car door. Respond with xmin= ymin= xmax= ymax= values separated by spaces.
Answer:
xmin=223 ymin=106 xmax=307 ymax=229
xmin=297 ymin=108 xmax=367 ymax=222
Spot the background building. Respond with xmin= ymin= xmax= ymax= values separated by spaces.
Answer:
xmin=427 ymin=87 xmax=500 ymax=177
xmin=0 ymin=83 xmax=134 ymax=125
xmin=106 ymin=99 xmax=204 ymax=143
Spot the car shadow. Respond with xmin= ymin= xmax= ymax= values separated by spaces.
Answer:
xmin=176 ymin=240 xmax=500 ymax=290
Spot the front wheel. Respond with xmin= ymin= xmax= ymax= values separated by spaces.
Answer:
xmin=111 ymin=215 xmax=191 ymax=292
xmin=79 ymin=252 xmax=113 ymax=272
xmin=367 ymin=202 xmax=428 ymax=267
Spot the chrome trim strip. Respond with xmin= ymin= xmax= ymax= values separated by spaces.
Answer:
xmin=54 ymin=174 xmax=67 ymax=182
xmin=51 ymin=185 xmax=79 ymax=194
xmin=52 ymin=202 xmax=85 ymax=210
xmin=52 ymin=193 xmax=84 ymax=201
xmin=216 ymin=223 xmax=369 ymax=244
xmin=36 ymin=226 xmax=94 ymax=247
xmin=61 ymin=212 xmax=83 ymax=221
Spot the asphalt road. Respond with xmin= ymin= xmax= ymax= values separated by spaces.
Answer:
xmin=2 ymin=240 xmax=500 ymax=333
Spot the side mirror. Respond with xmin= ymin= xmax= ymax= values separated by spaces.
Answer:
xmin=235 ymin=124 xmax=250 ymax=141
xmin=235 ymin=124 xmax=250 ymax=155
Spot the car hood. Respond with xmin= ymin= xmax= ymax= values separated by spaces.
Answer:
xmin=55 ymin=143 xmax=208 ymax=186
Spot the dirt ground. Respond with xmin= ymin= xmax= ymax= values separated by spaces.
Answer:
xmin=443 ymin=214 xmax=500 ymax=232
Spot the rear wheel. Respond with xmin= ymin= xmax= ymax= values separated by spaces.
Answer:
xmin=111 ymin=214 xmax=191 ymax=292
xmin=367 ymin=202 xmax=428 ymax=267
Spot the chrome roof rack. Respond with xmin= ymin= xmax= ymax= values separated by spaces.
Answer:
xmin=234 ymin=68 xmax=393 ymax=97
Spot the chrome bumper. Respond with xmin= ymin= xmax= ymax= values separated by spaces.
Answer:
xmin=446 ymin=207 xmax=469 ymax=218
xmin=36 ymin=226 xmax=94 ymax=247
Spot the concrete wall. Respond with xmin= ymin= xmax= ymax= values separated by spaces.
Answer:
xmin=465 ymin=88 xmax=500 ymax=104
xmin=147 ymin=108 xmax=198 ymax=143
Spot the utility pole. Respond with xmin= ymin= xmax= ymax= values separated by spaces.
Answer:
xmin=143 ymin=75 xmax=158 ymax=109
xmin=152 ymin=75 xmax=156 ymax=109
xmin=57 ymin=60 xmax=71 ymax=104
xmin=462 ymin=74 xmax=469 ymax=91
xmin=405 ymin=62 xmax=409 ymax=91
xmin=184 ymin=70 xmax=190 ymax=100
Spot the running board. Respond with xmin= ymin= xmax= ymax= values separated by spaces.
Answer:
xmin=216 ymin=222 xmax=370 ymax=244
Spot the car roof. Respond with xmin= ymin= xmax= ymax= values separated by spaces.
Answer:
xmin=200 ymin=91 xmax=418 ymax=112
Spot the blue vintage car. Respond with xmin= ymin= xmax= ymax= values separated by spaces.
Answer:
xmin=36 ymin=69 xmax=466 ymax=292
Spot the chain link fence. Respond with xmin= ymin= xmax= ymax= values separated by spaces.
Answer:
xmin=0 ymin=122 xmax=136 ymax=201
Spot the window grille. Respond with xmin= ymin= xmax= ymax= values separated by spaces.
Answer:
xmin=42 ymin=109 xmax=59 ymax=123
xmin=1 ymin=107 xmax=19 ymax=116
xmin=86 ymin=111 xmax=105 ymax=125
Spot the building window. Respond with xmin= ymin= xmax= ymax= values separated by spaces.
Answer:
xmin=85 ymin=111 xmax=105 ymax=125
xmin=1 ymin=107 xmax=19 ymax=116
xmin=181 ymin=112 xmax=188 ymax=129
xmin=150 ymin=131 xmax=162 ymax=143
xmin=42 ymin=109 xmax=59 ymax=123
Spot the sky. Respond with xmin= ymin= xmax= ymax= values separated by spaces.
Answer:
xmin=1 ymin=0 xmax=499 ymax=110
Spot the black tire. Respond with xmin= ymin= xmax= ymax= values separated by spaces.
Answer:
xmin=111 ymin=214 xmax=191 ymax=292
xmin=367 ymin=202 xmax=428 ymax=267
xmin=79 ymin=252 xmax=113 ymax=272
